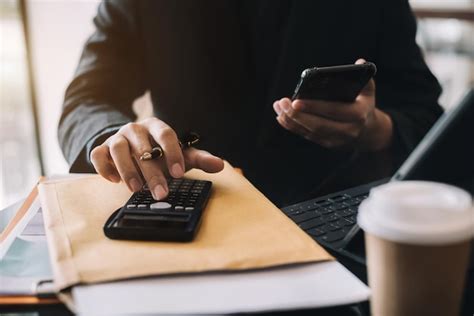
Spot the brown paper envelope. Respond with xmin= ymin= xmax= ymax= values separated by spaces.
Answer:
xmin=39 ymin=162 xmax=332 ymax=290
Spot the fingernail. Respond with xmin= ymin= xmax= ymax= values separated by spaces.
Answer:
xmin=171 ymin=163 xmax=184 ymax=177
xmin=109 ymin=174 xmax=121 ymax=183
xmin=129 ymin=178 xmax=141 ymax=192
xmin=153 ymin=185 xmax=167 ymax=200
xmin=281 ymin=101 xmax=290 ymax=113
xmin=274 ymin=103 xmax=282 ymax=115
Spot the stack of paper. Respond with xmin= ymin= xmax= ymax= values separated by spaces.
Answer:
xmin=73 ymin=261 xmax=370 ymax=314
xmin=28 ymin=164 xmax=370 ymax=313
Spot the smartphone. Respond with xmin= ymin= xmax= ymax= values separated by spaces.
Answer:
xmin=292 ymin=62 xmax=377 ymax=102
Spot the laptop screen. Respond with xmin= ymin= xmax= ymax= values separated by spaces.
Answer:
xmin=392 ymin=89 xmax=474 ymax=194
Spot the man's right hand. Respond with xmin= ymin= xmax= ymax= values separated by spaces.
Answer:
xmin=90 ymin=117 xmax=224 ymax=200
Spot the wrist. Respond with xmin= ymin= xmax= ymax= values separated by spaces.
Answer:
xmin=86 ymin=126 xmax=123 ymax=165
xmin=362 ymin=109 xmax=393 ymax=152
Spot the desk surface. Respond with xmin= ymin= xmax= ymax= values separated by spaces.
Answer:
xmin=0 ymin=296 xmax=60 ymax=306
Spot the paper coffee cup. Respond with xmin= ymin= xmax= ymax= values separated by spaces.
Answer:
xmin=358 ymin=181 xmax=473 ymax=316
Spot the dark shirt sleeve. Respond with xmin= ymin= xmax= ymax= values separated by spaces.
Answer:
xmin=374 ymin=0 xmax=443 ymax=162
xmin=58 ymin=0 xmax=145 ymax=172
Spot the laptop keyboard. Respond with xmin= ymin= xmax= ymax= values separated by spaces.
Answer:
xmin=281 ymin=193 xmax=369 ymax=248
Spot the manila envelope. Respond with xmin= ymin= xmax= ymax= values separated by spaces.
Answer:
xmin=39 ymin=162 xmax=332 ymax=290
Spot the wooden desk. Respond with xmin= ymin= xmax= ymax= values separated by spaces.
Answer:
xmin=413 ymin=7 xmax=474 ymax=22
xmin=0 ymin=296 xmax=70 ymax=316
xmin=0 ymin=296 xmax=60 ymax=306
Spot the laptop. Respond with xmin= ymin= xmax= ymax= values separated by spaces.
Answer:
xmin=281 ymin=88 xmax=474 ymax=265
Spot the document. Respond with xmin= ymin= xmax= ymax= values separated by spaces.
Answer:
xmin=73 ymin=261 xmax=370 ymax=315
xmin=0 ymin=190 xmax=41 ymax=259
xmin=0 ymin=198 xmax=53 ymax=296
xmin=39 ymin=163 xmax=333 ymax=290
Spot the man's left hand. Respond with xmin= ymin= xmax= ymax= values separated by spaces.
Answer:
xmin=273 ymin=59 xmax=393 ymax=152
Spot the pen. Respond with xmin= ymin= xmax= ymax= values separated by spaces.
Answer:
xmin=139 ymin=131 xmax=200 ymax=161
xmin=139 ymin=147 xmax=163 ymax=161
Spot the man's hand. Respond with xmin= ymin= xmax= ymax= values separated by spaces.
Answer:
xmin=90 ymin=117 xmax=224 ymax=200
xmin=273 ymin=59 xmax=393 ymax=151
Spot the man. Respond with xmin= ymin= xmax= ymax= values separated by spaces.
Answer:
xmin=59 ymin=0 xmax=443 ymax=206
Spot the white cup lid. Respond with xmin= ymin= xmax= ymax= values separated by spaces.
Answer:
xmin=357 ymin=181 xmax=474 ymax=245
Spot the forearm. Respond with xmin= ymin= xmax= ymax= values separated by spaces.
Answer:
xmin=383 ymin=105 xmax=443 ymax=158
xmin=360 ymin=108 xmax=394 ymax=152
xmin=58 ymin=103 xmax=131 ymax=172
xmin=58 ymin=0 xmax=145 ymax=172
xmin=374 ymin=0 xmax=444 ymax=158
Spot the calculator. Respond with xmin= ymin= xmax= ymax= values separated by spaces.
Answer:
xmin=104 ymin=178 xmax=212 ymax=242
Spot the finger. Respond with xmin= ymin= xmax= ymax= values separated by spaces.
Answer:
xmin=273 ymin=100 xmax=282 ymax=116
xmin=117 ymin=122 xmax=170 ymax=199
xmin=359 ymin=78 xmax=376 ymax=97
xmin=107 ymin=135 xmax=143 ymax=192
xmin=183 ymin=148 xmax=224 ymax=173
xmin=291 ymin=99 xmax=367 ymax=123
xmin=135 ymin=151 xmax=170 ymax=200
xmin=143 ymin=165 xmax=168 ymax=200
xmin=287 ymin=110 xmax=361 ymax=143
xmin=276 ymin=113 xmax=311 ymax=137
xmin=147 ymin=121 xmax=185 ymax=178
xmin=90 ymin=145 xmax=121 ymax=183
xmin=354 ymin=58 xmax=376 ymax=96
xmin=277 ymin=97 xmax=292 ymax=114
xmin=277 ymin=113 xmax=342 ymax=147
xmin=278 ymin=108 xmax=353 ymax=148
xmin=118 ymin=123 xmax=153 ymax=159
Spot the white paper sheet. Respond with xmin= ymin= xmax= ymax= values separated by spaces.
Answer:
xmin=21 ymin=208 xmax=46 ymax=238
xmin=73 ymin=261 xmax=370 ymax=315
xmin=0 ymin=198 xmax=41 ymax=259
xmin=0 ymin=201 xmax=53 ymax=295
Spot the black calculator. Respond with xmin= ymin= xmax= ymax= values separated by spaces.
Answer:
xmin=104 ymin=178 xmax=212 ymax=242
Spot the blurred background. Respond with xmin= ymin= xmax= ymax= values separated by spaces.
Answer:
xmin=1 ymin=0 xmax=473 ymax=209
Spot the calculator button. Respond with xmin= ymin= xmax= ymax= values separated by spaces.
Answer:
xmin=126 ymin=204 xmax=136 ymax=209
xmin=185 ymin=207 xmax=194 ymax=211
xmin=137 ymin=204 xmax=147 ymax=209
xmin=175 ymin=206 xmax=184 ymax=211
xmin=150 ymin=202 xmax=172 ymax=210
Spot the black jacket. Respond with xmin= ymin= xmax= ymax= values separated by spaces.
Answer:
xmin=59 ymin=0 xmax=443 ymax=205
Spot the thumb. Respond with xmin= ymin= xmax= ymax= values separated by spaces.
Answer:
xmin=355 ymin=58 xmax=376 ymax=96
xmin=184 ymin=148 xmax=224 ymax=173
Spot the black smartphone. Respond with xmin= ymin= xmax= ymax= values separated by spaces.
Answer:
xmin=292 ymin=62 xmax=377 ymax=102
